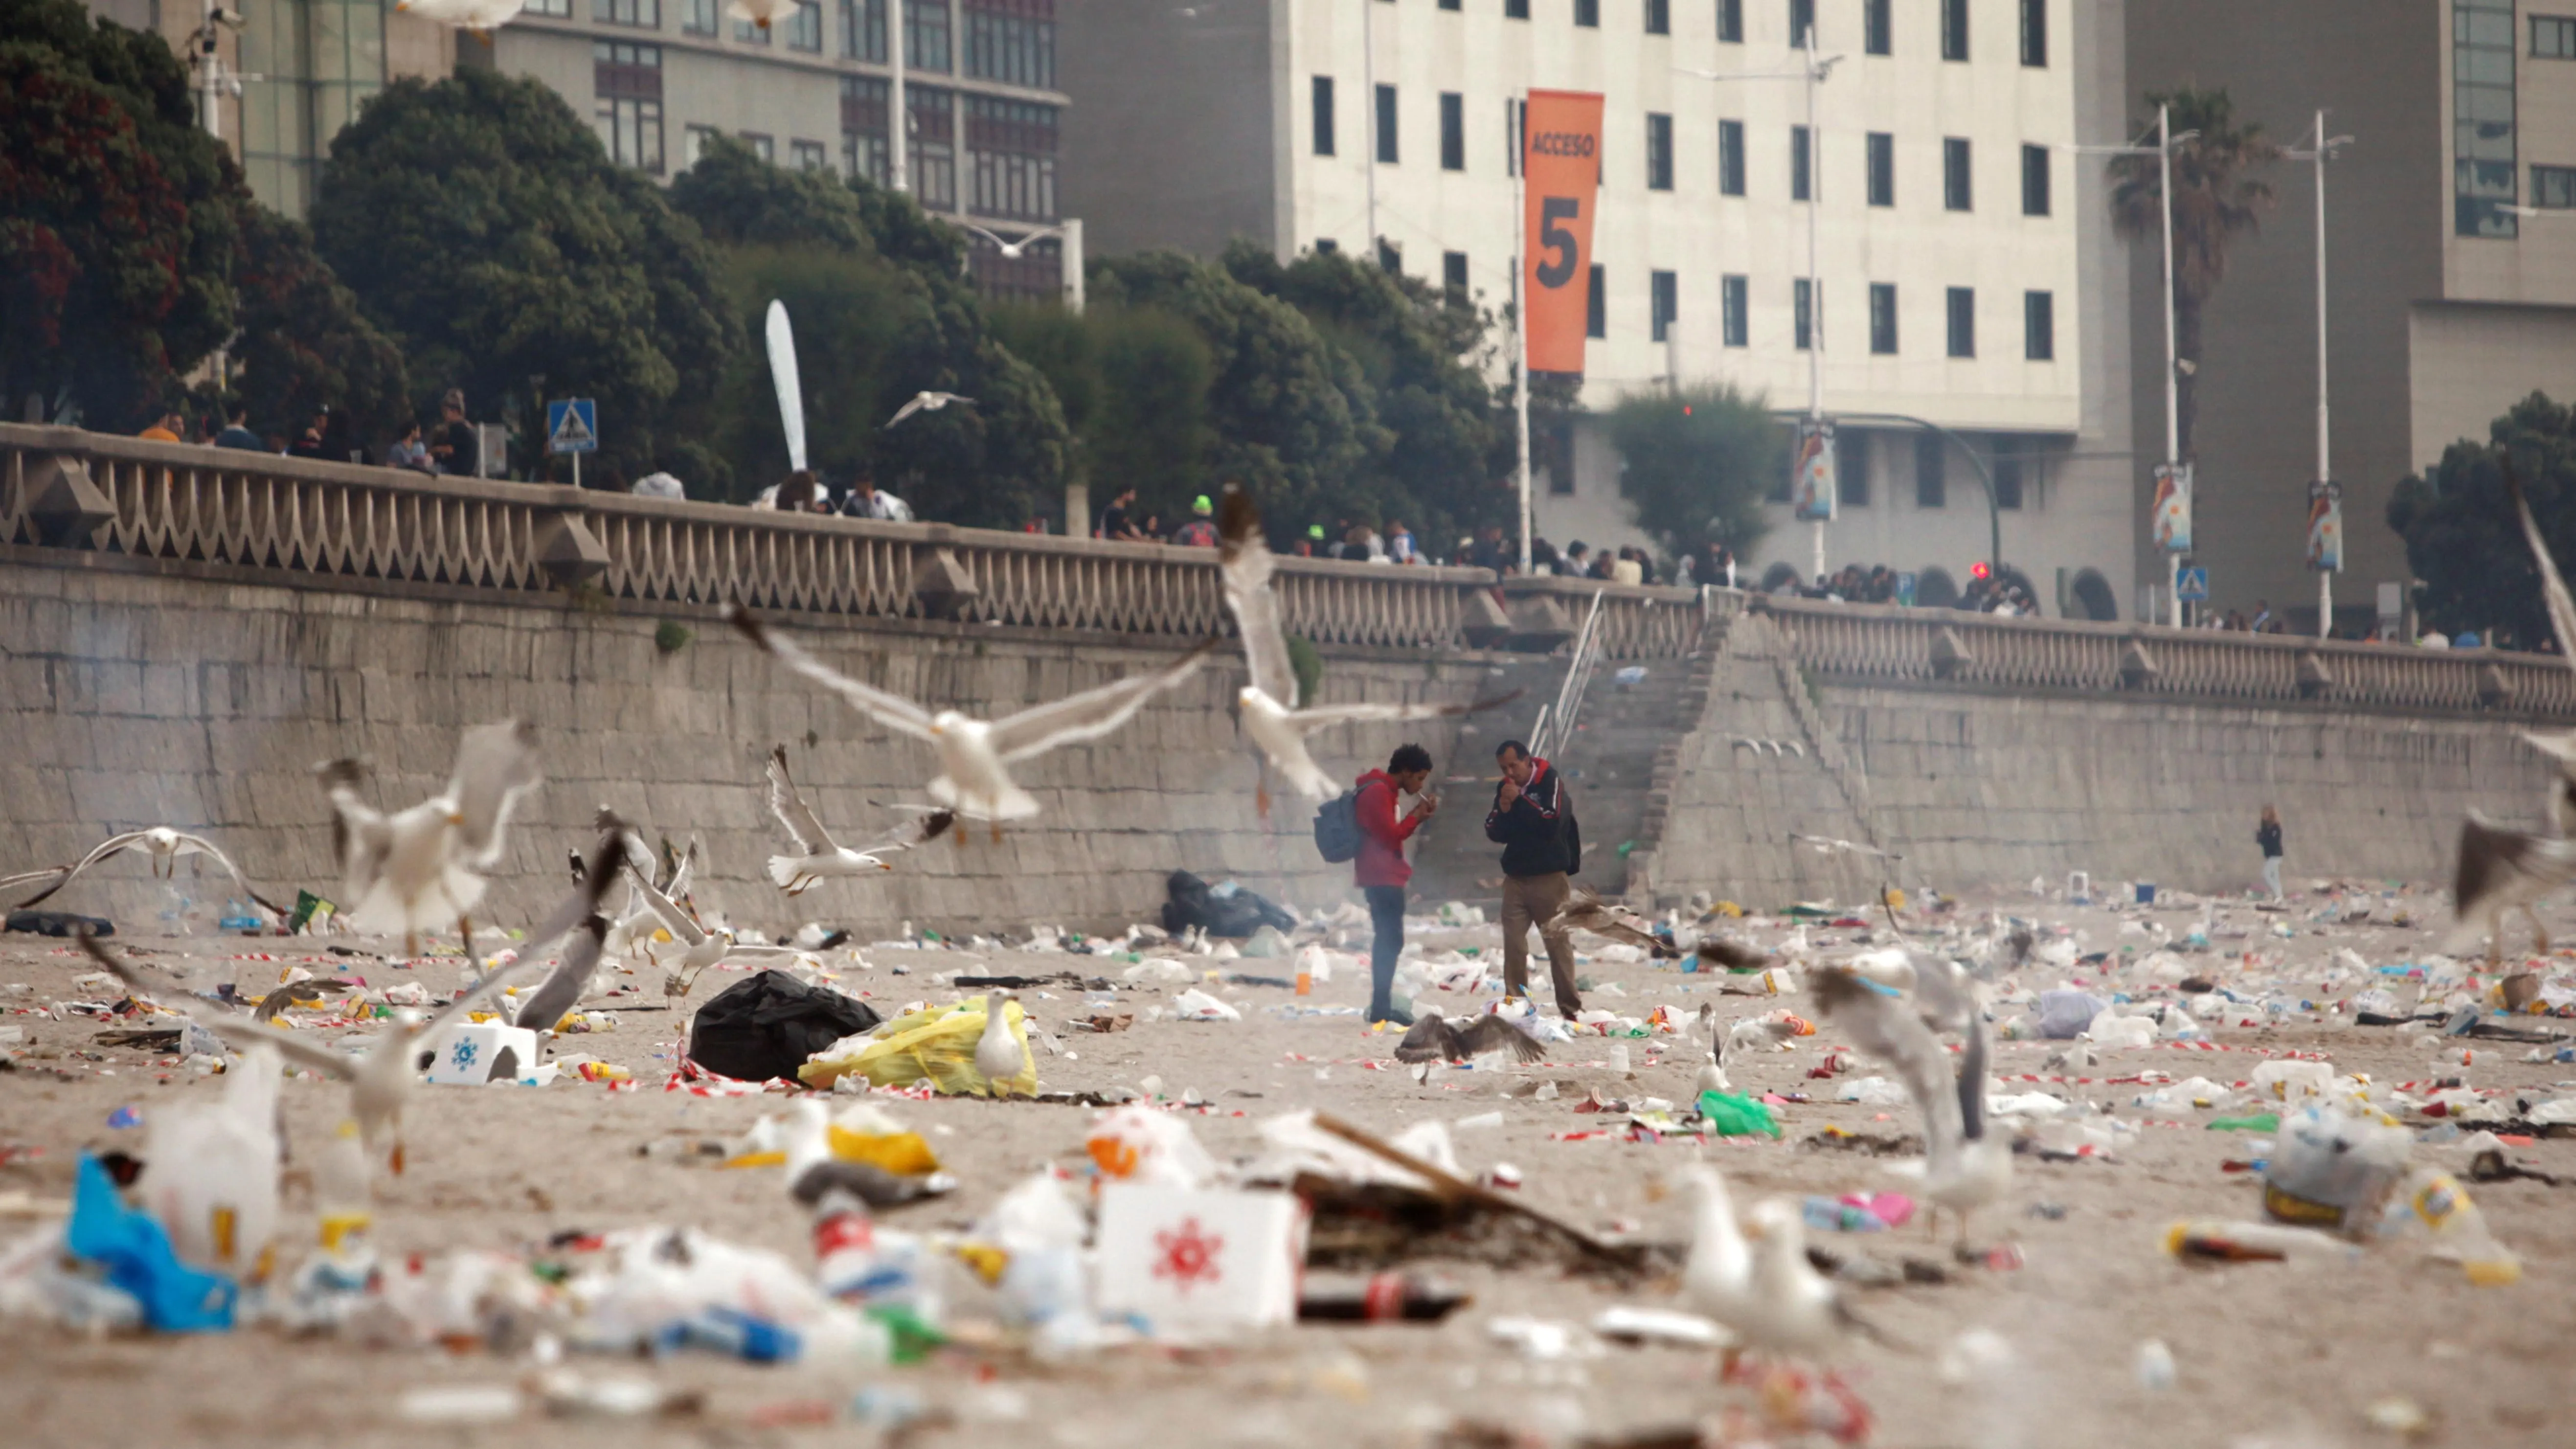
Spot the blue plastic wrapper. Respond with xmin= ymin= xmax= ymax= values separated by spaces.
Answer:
xmin=64 ymin=1155 xmax=236 ymax=1332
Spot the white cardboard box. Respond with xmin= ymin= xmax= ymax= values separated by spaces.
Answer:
xmin=1093 ymin=1183 xmax=1307 ymax=1336
xmin=418 ymin=1022 xmax=551 ymax=1086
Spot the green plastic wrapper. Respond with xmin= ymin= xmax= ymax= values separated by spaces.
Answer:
xmin=2207 ymin=1112 xmax=2280 ymax=1133
xmin=1696 ymin=1089 xmax=1784 ymax=1139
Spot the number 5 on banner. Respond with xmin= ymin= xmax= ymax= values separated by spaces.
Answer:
xmin=1522 ymin=90 xmax=1604 ymax=376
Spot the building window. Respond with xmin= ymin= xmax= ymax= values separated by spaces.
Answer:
xmin=1718 ymin=118 xmax=1745 ymax=195
xmin=1844 ymin=435 xmax=1870 ymax=506
xmin=1866 ymin=131 xmax=1893 ymax=205
xmin=1587 ymin=263 xmax=1605 ymax=338
xmin=968 ymin=95 xmax=1057 ymax=220
xmin=2024 ymin=289 xmax=2054 ymax=359
xmin=1940 ymin=0 xmax=1967 ymax=60
xmin=1315 ymin=238 xmax=1338 ymax=252
xmin=1444 ymin=250 xmax=1469 ymax=296
xmin=1651 ymin=269 xmax=1677 ymax=342
xmin=527 ymin=0 xmax=570 ymax=15
xmin=1915 ymin=431 xmax=1945 ymax=507
xmin=2021 ymin=142 xmax=2050 ymax=215
xmin=1791 ymin=124 xmax=1812 ymax=201
xmin=1378 ymin=239 xmax=1401 ymax=273
xmin=593 ymin=0 xmax=657 ymax=27
xmin=965 ymin=0 xmax=1055 ymax=89
xmin=2460 ymin=0 xmax=2518 ymax=236
xmin=1312 ymin=76 xmax=1335 ymax=156
xmin=2020 ymin=0 xmax=2047 ymax=65
xmin=1645 ymin=112 xmax=1672 ymax=189
xmin=791 ymin=137 xmax=828 ymax=170
xmin=909 ymin=86 xmax=956 ymax=208
xmin=1946 ymin=286 xmax=1975 ymax=357
xmin=1440 ymin=0 xmax=1460 ymax=9
xmin=1645 ymin=0 xmax=1668 ymax=34
xmin=1788 ymin=0 xmax=1812 ymax=48
xmin=840 ymin=75 xmax=890 ymax=183
xmin=686 ymin=0 xmax=718 ymax=34
xmin=1793 ymin=277 xmax=1815 ymax=350
xmin=684 ymin=123 xmax=721 ymax=168
xmin=1442 ymin=92 xmax=1466 ymax=170
xmin=907 ymin=0 xmax=951 ymax=68
xmin=742 ymin=132 xmax=774 ymax=162
xmin=1721 ymin=273 xmax=1747 ymax=345
xmin=1375 ymin=84 xmax=1398 ymax=163
xmin=2537 ymin=163 xmax=2576 ymax=207
xmin=2539 ymin=14 xmax=2576 ymax=57
xmin=1717 ymin=0 xmax=1740 ymax=42
xmin=1994 ymin=456 xmax=2025 ymax=508
xmin=1869 ymin=282 xmax=1897 ymax=354
xmin=838 ymin=0 xmax=879 ymax=57
xmin=1943 ymin=136 xmax=1971 ymax=210
xmin=787 ymin=0 xmax=821 ymax=50
xmin=1864 ymin=0 xmax=1889 ymax=54
xmin=1506 ymin=0 xmax=1528 ymax=18
xmin=593 ymin=42 xmax=664 ymax=175
xmin=1575 ymin=0 xmax=1598 ymax=27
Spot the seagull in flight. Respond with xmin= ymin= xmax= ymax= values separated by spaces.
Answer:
xmin=7 ymin=826 xmax=287 ymax=916
xmin=2451 ymin=813 xmax=2576 ymax=966
xmin=763 ymin=746 xmax=954 ymax=894
xmin=2499 ymin=454 xmax=2576 ymax=836
xmin=392 ymin=0 xmax=526 ymax=31
xmin=964 ymin=224 xmax=1064 ymax=260
xmin=621 ymin=849 xmax=813 ymax=1000
xmin=77 ymin=825 xmax=625 ymax=1174
xmin=1544 ymin=884 xmax=1679 ymax=958
xmin=1216 ymin=485 xmax=1517 ymax=810
xmin=1812 ymin=959 xmax=2011 ymax=1247
xmin=722 ymin=0 xmax=784 ymax=27
xmin=731 ymin=605 xmax=1219 ymax=832
xmin=1392 ymin=1011 xmax=1547 ymax=1065
xmin=317 ymin=720 xmax=543 ymax=957
xmin=885 ymin=391 xmax=973 ymax=428
xmin=1790 ymin=833 xmax=1900 ymax=860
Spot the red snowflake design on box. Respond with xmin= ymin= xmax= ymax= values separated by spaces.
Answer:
xmin=1152 ymin=1216 xmax=1226 ymax=1293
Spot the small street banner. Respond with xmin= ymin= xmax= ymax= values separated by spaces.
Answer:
xmin=2152 ymin=462 xmax=2192 ymax=553
xmin=2306 ymin=479 xmax=2343 ymax=572
xmin=1790 ymin=418 xmax=1837 ymax=522
xmin=1522 ymin=90 xmax=1604 ymax=376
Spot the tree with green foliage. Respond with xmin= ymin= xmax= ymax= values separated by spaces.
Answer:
xmin=0 ymin=0 xmax=244 ymax=429
xmin=2388 ymin=392 xmax=2576 ymax=648
xmin=992 ymin=297 xmax=1216 ymax=526
xmin=2106 ymin=86 xmax=2279 ymax=461
xmin=1604 ymin=384 xmax=1782 ymax=560
xmin=310 ymin=68 xmax=737 ymax=482
xmin=229 ymin=206 xmax=411 ymax=449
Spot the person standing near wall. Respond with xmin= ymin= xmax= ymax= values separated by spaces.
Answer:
xmin=1486 ymin=739 xmax=1584 ymax=1017
xmin=2257 ymin=805 xmax=2285 ymax=903
xmin=1354 ymin=744 xmax=1439 ymax=1027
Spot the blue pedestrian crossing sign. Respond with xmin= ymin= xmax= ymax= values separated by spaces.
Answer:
xmin=2175 ymin=566 xmax=2209 ymax=602
xmin=546 ymin=398 xmax=598 ymax=455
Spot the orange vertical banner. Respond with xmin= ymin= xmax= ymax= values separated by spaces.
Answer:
xmin=1522 ymin=90 xmax=1604 ymax=375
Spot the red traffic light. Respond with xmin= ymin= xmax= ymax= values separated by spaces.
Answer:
xmin=1970 ymin=561 xmax=1992 ymax=581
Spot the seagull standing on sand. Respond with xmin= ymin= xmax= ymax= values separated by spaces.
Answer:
xmin=1812 ymin=961 xmax=2011 ymax=1247
xmin=885 ymin=391 xmax=973 ymax=428
xmin=317 ymin=721 xmax=543 ymax=957
xmin=77 ymin=825 xmax=623 ymax=1175
xmin=763 ymin=746 xmax=954 ymax=894
xmin=731 ymin=605 xmax=1219 ymax=831
xmin=1692 ymin=1002 xmax=1730 ymax=1093
xmin=1215 ymin=485 xmax=1517 ymax=810
xmin=973 ymin=990 xmax=1032 ymax=1096
xmin=1680 ymin=1166 xmax=1860 ymax=1361
xmin=9 ymin=827 xmax=287 ymax=916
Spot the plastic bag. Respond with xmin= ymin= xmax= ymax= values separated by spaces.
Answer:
xmin=690 ymin=971 xmax=883 ymax=1083
xmin=1696 ymin=1090 xmax=1783 ymax=1139
xmin=1170 ymin=987 xmax=1243 ymax=1022
xmin=63 ymin=1155 xmax=236 ymax=1332
xmin=800 ymin=999 xmax=1036 ymax=1097
xmin=2264 ymin=1106 xmax=2412 ymax=1236
xmin=1086 ymin=1105 xmax=1217 ymax=1187
xmin=2037 ymin=991 xmax=2105 ymax=1039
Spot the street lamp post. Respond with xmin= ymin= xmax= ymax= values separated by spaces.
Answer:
xmin=890 ymin=0 xmax=908 ymax=192
xmin=2287 ymin=113 xmax=2352 ymax=638
xmin=2063 ymin=109 xmax=2196 ymax=626
xmin=1676 ymin=38 xmax=1840 ymax=583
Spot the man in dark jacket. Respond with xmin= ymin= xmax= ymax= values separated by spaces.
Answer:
xmin=1354 ymin=743 xmax=1439 ymax=1026
xmin=1485 ymin=739 xmax=1582 ymax=1017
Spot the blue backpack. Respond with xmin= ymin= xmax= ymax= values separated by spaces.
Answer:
xmin=1313 ymin=788 xmax=1363 ymax=863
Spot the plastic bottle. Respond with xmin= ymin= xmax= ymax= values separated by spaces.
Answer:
xmin=2163 ymin=1219 xmax=2358 ymax=1265
xmin=2398 ymin=1170 xmax=2522 ymax=1286
xmin=1297 ymin=1273 xmax=1470 ymax=1322
xmin=315 ymin=1119 xmax=374 ymax=1254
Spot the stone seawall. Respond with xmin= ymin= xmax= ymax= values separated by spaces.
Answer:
xmin=0 ymin=558 xmax=1501 ymax=937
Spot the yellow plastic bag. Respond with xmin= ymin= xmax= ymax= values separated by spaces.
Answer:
xmin=799 ymin=999 xmax=1038 ymax=1098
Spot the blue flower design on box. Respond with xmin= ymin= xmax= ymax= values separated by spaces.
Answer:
xmin=451 ymin=1038 xmax=479 ymax=1071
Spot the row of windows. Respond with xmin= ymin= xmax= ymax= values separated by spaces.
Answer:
xmin=1407 ymin=0 xmax=2051 ymax=68
xmin=1752 ymin=431 xmax=2030 ymax=511
xmin=1316 ymin=83 xmax=2052 ymax=218
xmin=542 ymin=0 xmax=1053 ymax=80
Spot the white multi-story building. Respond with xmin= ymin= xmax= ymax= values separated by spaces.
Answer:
xmin=1066 ymin=0 xmax=2137 ymax=616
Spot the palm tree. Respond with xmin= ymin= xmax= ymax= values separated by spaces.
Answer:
xmin=2106 ymin=87 xmax=2280 ymax=461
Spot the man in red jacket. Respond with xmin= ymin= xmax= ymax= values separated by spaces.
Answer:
xmin=1354 ymin=743 xmax=1440 ymax=1026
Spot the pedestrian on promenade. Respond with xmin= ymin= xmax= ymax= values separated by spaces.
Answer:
xmin=1485 ymin=739 xmax=1583 ymax=1017
xmin=1387 ymin=519 xmax=1417 ymax=564
xmin=1098 ymin=487 xmax=1144 ymax=541
xmin=2257 ymin=804 xmax=2285 ymax=903
xmin=137 ymin=408 xmax=183 ymax=442
xmin=214 ymin=402 xmax=263 ymax=452
xmin=1172 ymin=494 xmax=1220 ymax=546
xmin=1355 ymin=743 xmax=1440 ymax=1027
xmin=429 ymin=390 xmax=479 ymax=477
xmin=384 ymin=421 xmax=432 ymax=472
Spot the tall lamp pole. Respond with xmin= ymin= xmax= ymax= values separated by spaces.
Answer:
xmin=2288 ymin=113 xmax=2352 ymax=637
xmin=890 ymin=0 xmax=908 ymax=192
xmin=1676 ymin=37 xmax=1841 ymax=583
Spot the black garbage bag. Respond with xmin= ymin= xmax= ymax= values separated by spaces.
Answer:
xmin=6 ymin=910 xmax=112 ymax=938
xmin=687 ymin=970 xmax=882 ymax=1082
xmin=1161 ymin=870 xmax=1297 ymax=939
